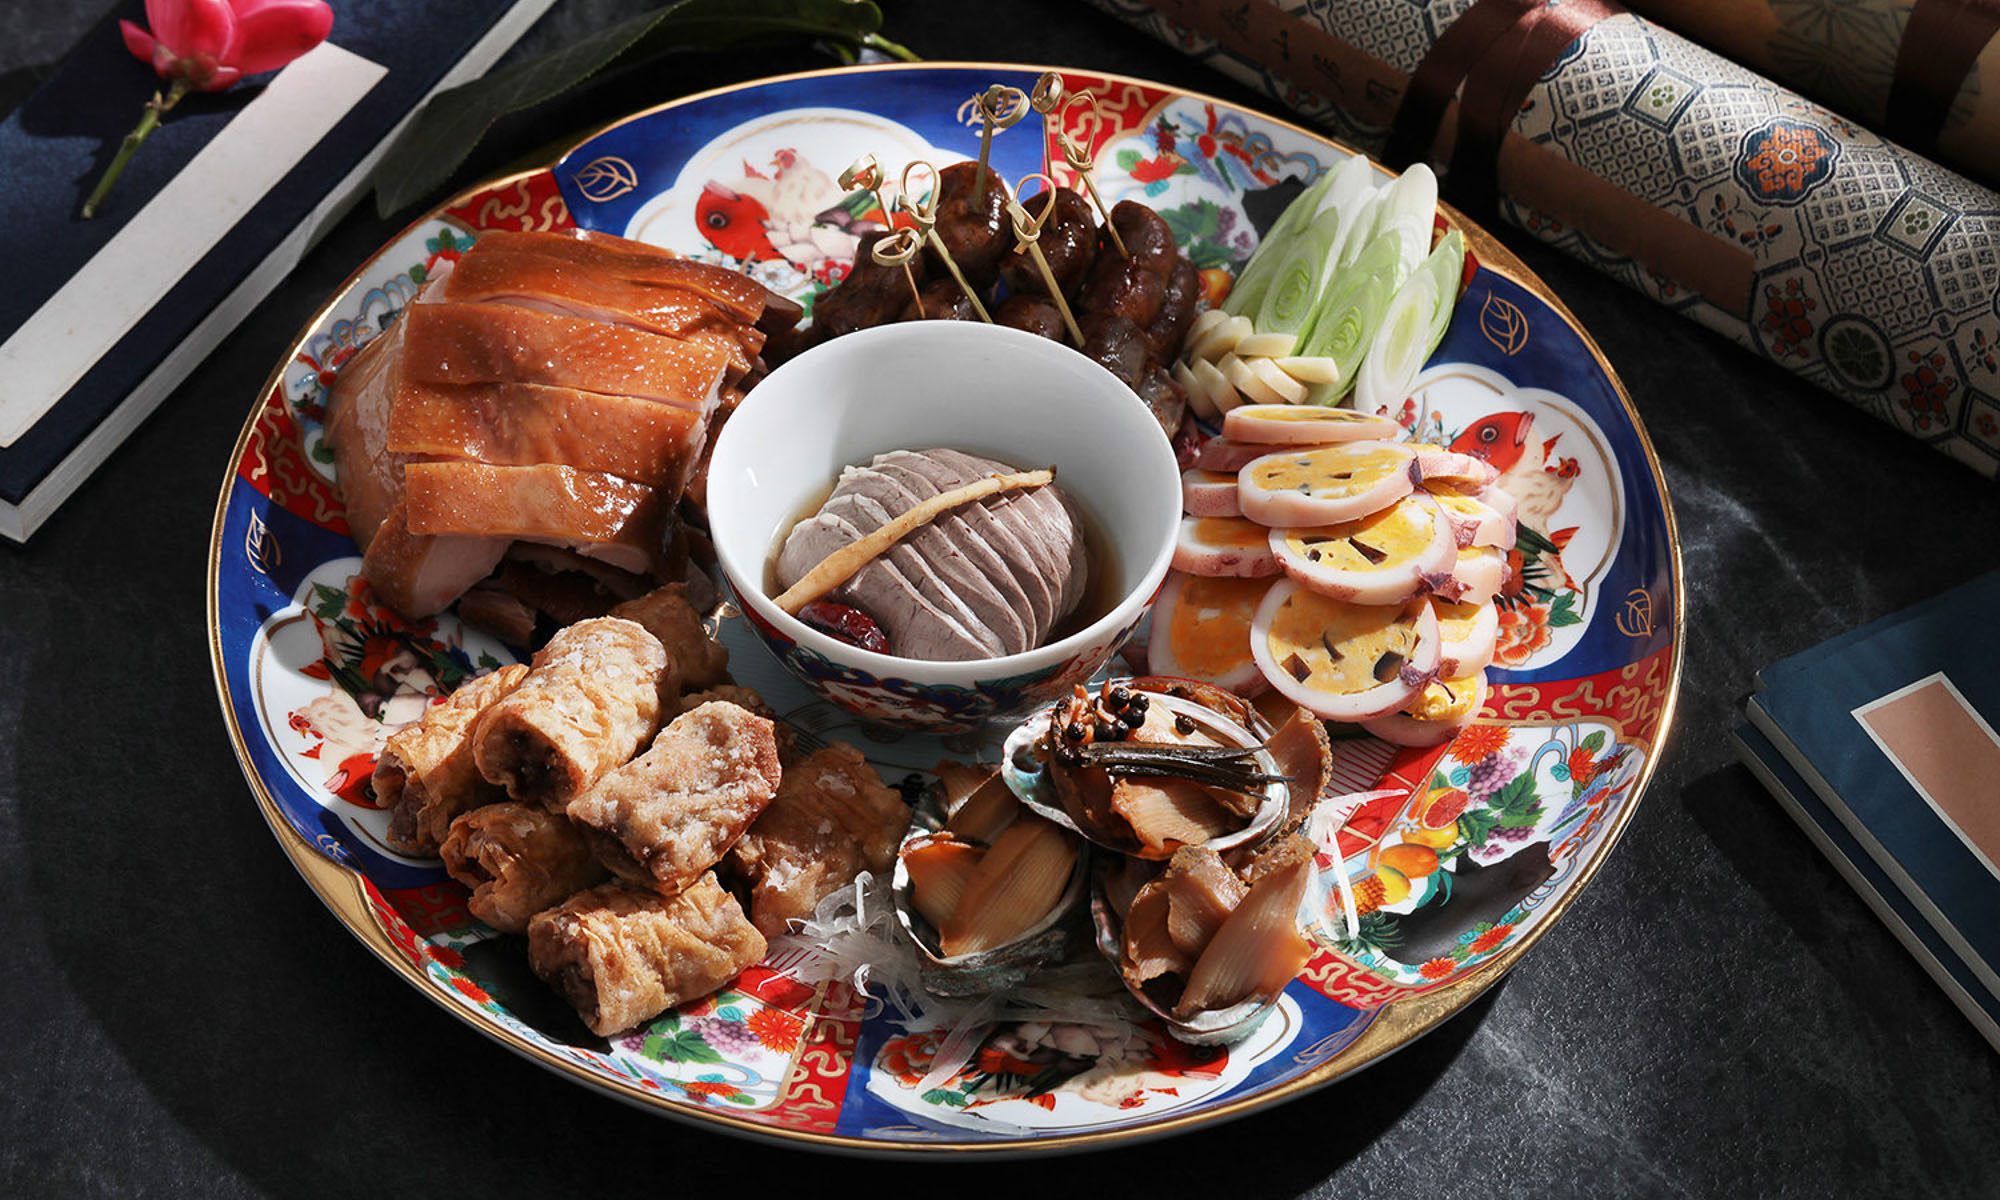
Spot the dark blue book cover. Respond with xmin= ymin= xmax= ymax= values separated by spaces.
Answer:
xmin=1746 ymin=568 xmax=2000 ymax=1002
xmin=1733 ymin=722 xmax=2000 ymax=1053
xmin=0 ymin=0 xmax=556 ymax=540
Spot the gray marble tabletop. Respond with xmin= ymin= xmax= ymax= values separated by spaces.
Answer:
xmin=2 ymin=1 xmax=1996 ymax=1195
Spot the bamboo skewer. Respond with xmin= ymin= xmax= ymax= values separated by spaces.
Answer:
xmin=970 ymin=84 xmax=1029 ymax=203
xmin=1057 ymin=92 xmax=1126 ymax=258
xmin=902 ymin=159 xmax=993 ymax=323
xmin=1006 ymin=174 xmax=1085 ymax=346
xmin=774 ymin=469 xmax=1057 ymax=615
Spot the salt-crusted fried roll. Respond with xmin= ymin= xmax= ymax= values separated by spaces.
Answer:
xmin=440 ymin=802 xmax=610 ymax=933
xmin=727 ymin=742 xmax=910 ymax=937
xmin=527 ymin=875 xmax=767 ymax=1036
xmin=671 ymin=684 xmax=796 ymax=763
xmin=378 ymin=663 xmax=530 ymax=856
xmin=610 ymin=584 xmax=729 ymax=695
xmin=472 ymin=617 xmax=668 ymax=810
xmin=567 ymin=701 xmax=782 ymax=894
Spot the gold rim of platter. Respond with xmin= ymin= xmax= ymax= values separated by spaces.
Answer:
xmin=207 ymin=60 xmax=1686 ymax=1156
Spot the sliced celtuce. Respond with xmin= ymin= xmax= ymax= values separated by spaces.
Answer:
xmin=1187 ymin=313 xmax=1255 ymax=361
xmin=1188 ymin=357 xmax=1241 ymax=414
xmin=938 ymin=814 xmax=1077 ymax=957
xmin=1173 ymin=360 xmax=1219 ymax=421
xmin=1147 ymin=571 xmax=1275 ymax=694
xmin=1433 ymin=596 xmax=1500 ymax=677
xmin=1174 ymin=845 xmax=1314 ymax=1017
xmin=1181 ymin=468 xmax=1242 ymax=517
xmin=1235 ymin=331 xmax=1300 ymax=359
xmin=902 ymin=835 xmax=985 ymax=930
xmin=1298 ymin=235 xmax=1405 ymax=403
xmin=1161 ymin=845 xmax=1248 ymax=957
xmin=1237 ymin=440 xmax=1417 ymax=526
xmin=1251 ymin=584 xmax=1441 ymax=721
xmin=1362 ymin=673 xmax=1489 ymax=747
xmin=1268 ymin=493 xmax=1456 ymax=605
xmin=1219 ymin=353 xmax=1287 ymax=406
xmin=1174 ymin=515 xmax=1280 ymax=578
xmin=1271 ymin=356 xmax=1342 ymax=385
xmin=1244 ymin=356 xmax=1309 ymax=403
xmin=1223 ymin=403 xmax=1399 ymax=445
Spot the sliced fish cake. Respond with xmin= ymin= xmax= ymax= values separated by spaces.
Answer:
xmin=1250 ymin=583 xmax=1440 ymax=721
xmin=1222 ymin=403 xmax=1400 ymax=445
xmin=1238 ymin=440 xmax=1416 ymax=526
xmin=1268 ymin=492 xmax=1455 ymax=605
xmin=1147 ymin=571 xmax=1274 ymax=694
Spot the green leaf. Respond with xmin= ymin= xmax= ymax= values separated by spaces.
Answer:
xmin=1457 ymin=807 xmax=1500 ymax=847
xmin=1547 ymin=591 xmax=1582 ymax=628
xmin=1580 ymin=730 xmax=1606 ymax=754
xmin=1487 ymin=772 xmax=1541 ymax=819
xmin=371 ymin=1 xmax=906 ymax=218
xmin=922 ymin=1088 xmax=969 ymax=1108
xmin=642 ymin=1028 xmax=723 ymax=1064
xmin=476 ymin=651 xmax=501 ymax=670
xmin=311 ymin=583 xmax=345 ymax=619
xmin=1159 ymin=198 xmax=1222 ymax=244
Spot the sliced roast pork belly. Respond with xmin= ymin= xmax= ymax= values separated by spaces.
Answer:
xmin=384 ymin=379 xmax=705 ymax=492
xmin=403 ymin=463 xmax=668 ymax=577
xmin=777 ymin=507 xmax=992 ymax=662
xmin=322 ymin=316 xmax=407 ymax=550
xmin=397 ymin=302 xmax=730 ymax=410
xmin=775 ymin=449 xmax=1092 ymax=661
xmin=362 ymin=503 xmax=512 ymax=618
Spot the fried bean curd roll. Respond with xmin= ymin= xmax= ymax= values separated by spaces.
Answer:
xmin=439 ymin=802 xmax=610 ymax=934
xmin=726 ymin=742 xmax=911 ymax=938
xmin=473 ymin=617 xmax=668 ymax=810
xmin=567 ymin=700 xmax=783 ymax=894
xmin=527 ymin=875 xmax=767 ymax=1037
xmin=670 ymin=684 xmax=796 ymax=763
xmin=609 ymin=583 xmax=729 ymax=695
xmin=379 ymin=663 xmax=530 ymax=856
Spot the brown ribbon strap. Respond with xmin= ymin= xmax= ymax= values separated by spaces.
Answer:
xmin=1383 ymin=0 xmax=1540 ymax=171
xmin=1449 ymin=0 xmax=1622 ymax=216
xmin=1887 ymin=0 xmax=2000 ymax=156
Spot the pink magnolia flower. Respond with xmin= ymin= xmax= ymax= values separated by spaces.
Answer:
xmin=84 ymin=0 xmax=332 ymax=216
xmin=119 ymin=0 xmax=333 ymax=93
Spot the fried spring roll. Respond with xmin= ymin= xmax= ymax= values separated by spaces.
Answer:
xmin=567 ymin=701 xmax=782 ymax=894
xmin=473 ymin=617 xmax=668 ymax=810
xmin=609 ymin=584 xmax=729 ymax=695
xmin=726 ymin=742 xmax=910 ymax=937
xmin=528 ymin=875 xmax=766 ymax=1037
xmin=440 ymin=802 xmax=610 ymax=933
xmin=379 ymin=663 xmax=530 ymax=856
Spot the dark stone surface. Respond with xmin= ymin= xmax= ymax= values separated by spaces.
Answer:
xmin=2 ymin=1 xmax=1997 ymax=1195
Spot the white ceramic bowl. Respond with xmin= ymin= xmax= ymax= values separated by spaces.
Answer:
xmin=708 ymin=321 xmax=1183 ymax=731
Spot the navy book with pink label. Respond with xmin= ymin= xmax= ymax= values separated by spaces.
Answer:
xmin=1744 ymin=568 xmax=2000 ymax=1025
xmin=0 ymin=0 xmax=555 ymax=541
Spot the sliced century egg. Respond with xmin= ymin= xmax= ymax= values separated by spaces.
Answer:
xmin=1174 ymin=515 xmax=1280 ymax=577
xmin=1147 ymin=571 xmax=1274 ymax=694
xmin=1361 ymin=672 xmax=1490 ymax=747
xmin=1222 ymin=403 xmax=1400 ymax=445
xmin=1001 ymin=684 xmax=1289 ymax=861
xmin=1433 ymin=596 xmax=1500 ymax=677
xmin=1267 ymin=492 xmax=1456 ymax=605
xmin=1249 ymin=582 xmax=1441 ymax=721
xmin=1425 ymin=484 xmax=1516 ymax=549
xmin=1180 ymin=468 xmax=1242 ymax=517
xmin=1237 ymin=440 xmax=1417 ymax=526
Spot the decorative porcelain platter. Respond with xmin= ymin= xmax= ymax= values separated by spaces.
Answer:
xmin=207 ymin=63 xmax=1682 ymax=1153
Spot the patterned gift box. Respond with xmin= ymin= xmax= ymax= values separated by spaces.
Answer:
xmin=1082 ymin=0 xmax=2000 ymax=475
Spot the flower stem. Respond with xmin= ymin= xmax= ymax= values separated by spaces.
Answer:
xmin=82 ymin=78 xmax=189 ymax=220
xmin=861 ymin=32 xmax=920 ymax=62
